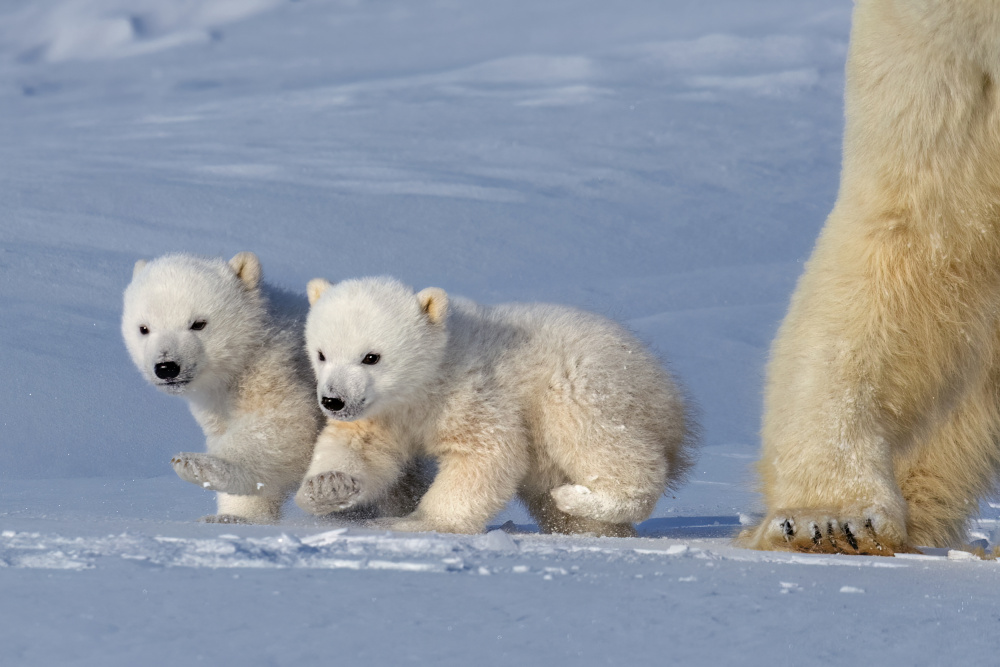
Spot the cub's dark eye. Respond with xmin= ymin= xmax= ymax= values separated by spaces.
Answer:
xmin=190 ymin=320 xmax=207 ymax=331
xmin=317 ymin=351 xmax=326 ymax=362
xmin=139 ymin=325 xmax=150 ymax=335
xmin=362 ymin=353 xmax=380 ymax=365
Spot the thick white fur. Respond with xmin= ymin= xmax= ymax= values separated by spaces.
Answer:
xmin=743 ymin=0 xmax=1000 ymax=554
xmin=295 ymin=277 xmax=696 ymax=536
xmin=122 ymin=252 xmax=322 ymax=523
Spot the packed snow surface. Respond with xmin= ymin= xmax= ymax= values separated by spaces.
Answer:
xmin=2 ymin=0 xmax=999 ymax=664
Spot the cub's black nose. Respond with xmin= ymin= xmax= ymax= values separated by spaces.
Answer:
xmin=154 ymin=361 xmax=181 ymax=379
xmin=321 ymin=396 xmax=345 ymax=412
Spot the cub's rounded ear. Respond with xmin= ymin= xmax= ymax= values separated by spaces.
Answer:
xmin=417 ymin=287 xmax=448 ymax=325
xmin=229 ymin=252 xmax=262 ymax=289
xmin=132 ymin=259 xmax=148 ymax=280
xmin=307 ymin=278 xmax=333 ymax=306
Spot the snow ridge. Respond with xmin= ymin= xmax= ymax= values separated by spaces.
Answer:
xmin=0 ymin=527 xmax=700 ymax=574
xmin=1 ymin=526 xmax=977 ymax=574
xmin=1 ymin=0 xmax=283 ymax=63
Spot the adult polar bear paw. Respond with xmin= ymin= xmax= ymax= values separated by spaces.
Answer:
xmin=295 ymin=471 xmax=362 ymax=515
xmin=749 ymin=0 xmax=1000 ymax=553
xmin=740 ymin=509 xmax=914 ymax=556
xmin=171 ymin=453 xmax=258 ymax=496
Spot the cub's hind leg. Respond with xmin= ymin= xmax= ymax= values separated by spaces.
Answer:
xmin=521 ymin=487 xmax=636 ymax=538
xmin=519 ymin=462 xmax=637 ymax=538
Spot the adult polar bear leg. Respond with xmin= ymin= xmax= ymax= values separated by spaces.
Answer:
xmin=745 ymin=0 xmax=1000 ymax=554
xmin=896 ymin=353 xmax=1000 ymax=548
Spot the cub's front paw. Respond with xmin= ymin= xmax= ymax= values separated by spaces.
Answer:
xmin=171 ymin=453 xmax=257 ymax=495
xmin=171 ymin=453 xmax=233 ymax=492
xmin=295 ymin=471 xmax=361 ymax=516
xmin=739 ymin=508 xmax=912 ymax=556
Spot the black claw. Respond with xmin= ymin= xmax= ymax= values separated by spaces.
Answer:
xmin=863 ymin=518 xmax=884 ymax=552
xmin=842 ymin=523 xmax=859 ymax=551
xmin=824 ymin=521 xmax=839 ymax=551
xmin=811 ymin=523 xmax=822 ymax=545
xmin=781 ymin=519 xmax=795 ymax=540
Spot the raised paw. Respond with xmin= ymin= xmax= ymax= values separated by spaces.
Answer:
xmin=295 ymin=471 xmax=362 ymax=516
xmin=739 ymin=509 xmax=913 ymax=556
xmin=171 ymin=453 xmax=256 ymax=495
xmin=550 ymin=484 xmax=597 ymax=517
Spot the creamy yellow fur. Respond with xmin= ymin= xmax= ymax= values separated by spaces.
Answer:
xmin=743 ymin=0 xmax=1000 ymax=554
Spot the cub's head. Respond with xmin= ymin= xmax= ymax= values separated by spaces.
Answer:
xmin=305 ymin=276 xmax=448 ymax=421
xmin=122 ymin=252 xmax=266 ymax=396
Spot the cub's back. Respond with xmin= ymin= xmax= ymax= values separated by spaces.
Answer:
xmin=448 ymin=301 xmax=677 ymax=407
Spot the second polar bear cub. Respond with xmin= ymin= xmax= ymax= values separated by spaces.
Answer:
xmin=122 ymin=252 xmax=319 ymax=523
xmin=295 ymin=277 xmax=696 ymax=536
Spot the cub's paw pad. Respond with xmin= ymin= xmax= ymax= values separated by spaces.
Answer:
xmin=295 ymin=472 xmax=361 ymax=516
xmin=200 ymin=514 xmax=251 ymax=524
xmin=171 ymin=453 xmax=236 ymax=491
xmin=550 ymin=484 xmax=596 ymax=517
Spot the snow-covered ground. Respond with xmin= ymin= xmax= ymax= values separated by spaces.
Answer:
xmin=2 ymin=0 xmax=999 ymax=664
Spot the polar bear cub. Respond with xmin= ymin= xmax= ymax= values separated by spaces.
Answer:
xmin=295 ymin=277 xmax=696 ymax=536
xmin=122 ymin=252 xmax=322 ymax=523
